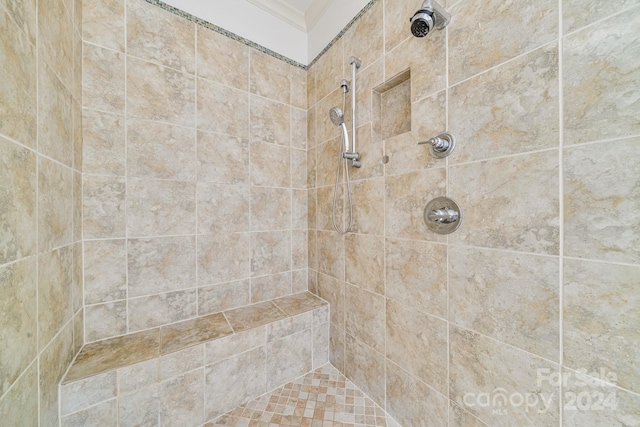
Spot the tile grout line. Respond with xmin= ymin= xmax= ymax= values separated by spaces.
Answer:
xmin=35 ymin=0 xmax=41 ymax=422
xmin=557 ymin=1 xmax=565 ymax=424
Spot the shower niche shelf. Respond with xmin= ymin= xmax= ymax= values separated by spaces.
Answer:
xmin=373 ymin=69 xmax=412 ymax=141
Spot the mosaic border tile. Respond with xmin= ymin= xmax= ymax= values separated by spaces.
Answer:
xmin=143 ymin=0 xmax=380 ymax=70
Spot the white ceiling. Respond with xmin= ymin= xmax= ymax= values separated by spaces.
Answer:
xmin=162 ymin=0 xmax=370 ymax=65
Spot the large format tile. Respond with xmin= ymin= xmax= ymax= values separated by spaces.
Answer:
xmin=449 ymin=150 xmax=560 ymax=255
xmin=0 ymin=11 xmax=37 ymax=147
xmin=563 ymin=0 xmax=640 ymax=34
xmin=449 ymin=246 xmax=560 ymax=361
xmin=127 ymin=57 xmax=195 ymax=126
xmin=127 ymin=236 xmax=196 ymax=297
xmin=250 ymin=50 xmax=291 ymax=105
xmin=126 ymin=178 xmax=196 ymax=237
xmin=386 ymin=299 xmax=447 ymax=394
xmin=266 ymin=329 xmax=312 ymax=390
xmin=563 ymin=9 xmax=640 ymax=145
xmin=343 ymin=0 xmax=383 ymax=77
xmin=205 ymin=347 xmax=267 ymax=420
xmin=250 ymin=187 xmax=291 ymax=231
xmin=197 ymin=131 xmax=249 ymax=185
xmin=128 ymin=289 xmax=197 ymax=332
xmin=126 ymin=118 xmax=196 ymax=180
xmin=126 ymin=0 xmax=195 ymax=74
xmin=449 ymin=43 xmax=559 ymax=163
xmin=251 ymin=272 xmax=291 ymax=303
xmin=250 ymin=95 xmax=290 ymax=146
xmin=82 ymin=110 xmax=125 ymax=176
xmin=38 ymin=157 xmax=73 ymax=251
xmin=0 ymin=258 xmax=37 ymax=396
xmin=197 ymin=232 xmax=250 ymax=285
xmin=198 ymin=183 xmax=249 ymax=234
xmin=38 ymin=0 xmax=73 ymax=90
xmin=386 ymin=361 xmax=448 ymax=427
xmin=564 ymin=138 xmax=640 ymax=264
xmin=385 ymin=168 xmax=447 ymax=242
xmin=564 ymin=259 xmax=640 ymax=395
xmin=0 ymin=137 xmax=36 ymax=265
xmin=250 ymin=140 xmax=290 ymax=187
xmin=84 ymin=301 xmax=127 ymax=342
xmin=449 ymin=326 xmax=560 ymax=426
xmin=344 ymin=233 xmax=384 ymax=295
xmin=82 ymin=42 xmax=124 ymax=113
xmin=38 ymin=60 xmax=73 ymax=166
xmin=198 ymin=280 xmax=250 ymax=315
xmin=250 ymin=231 xmax=291 ymax=276
xmin=344 ymin=333 xmax=386 ymax=408
xmin=81 ymin=0 xmax=124 ymax=51
xmin=82 ymin=174 xmax=125 ymax=239
xmin=160 ymin=368 xmax=204 ymax=426
xmin=0 ymin=361 xmax=38 ymax=427
xmin=448 ymin=0 xmax=558 ymax=83
xmin=197 ymin=26 xmax=248 ymax=91
xmin=385 ymin=238 xmax=447 ymax=318
xmin=345 ymin=284 xmax=385 ymax=354
xmin=197 ymin=78 xmax=248 ymax=137
xmin=38 ymin=246 xmax=73 ymax=350
xmin=316 ymin=230 xmax=344 ymax=280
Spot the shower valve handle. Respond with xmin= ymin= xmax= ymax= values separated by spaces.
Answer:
xmin=418 ymin=131 xmax=456 ymax=159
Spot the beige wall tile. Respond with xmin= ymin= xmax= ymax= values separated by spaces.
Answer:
xmin=126 ymin=178 xmax=196 ymax=237
xmin=197 ymin=232 xmax=250 ymax=284
xmin=352 ymin=177 xmax=384 ymax=234
xmin=160 ymin=368 xmax=204 ymax=426
xmin=251 ymin=272 xmax=292 ymax=303
xmin=38 ymin=246 xmax=74 ymax=349
xmin=292 ymin=189 xmax=308 ymax=230
xmin=384 ymin=130 xmax=437 ymax=176
xmin=315 ymin=137 xmax=341 ymax=188
xmin=127 ymin=236 xmax=196 ymax=297
xmin=345 ymin=284 xmax=385 ymax=353
xmin=313 ymin=322 xmax=329 ymax=367
xmin=39 ymin=321 xmax=74 ymax=427
xmin=250 ymin=140 xmax=291 ymax=187
xmin=1 ymin=0 xmax=37 ymax=44
xmin=38 ymin=157 xmax=74 ymax=251
xmin=205 ymin=347 xmax=266 ymax=420
xmin=384 ymin=168 xmax=447 ymax=242
xmin=82 ymin=109 xmax=125 ymax=176
xmin=564 ymin=137 xmax=640 ymax=264
xmin=61 ymin=398 xmax=117 ymax=427
xmin=563 ymin=8 xmax=640 ymax=145
xmin=449 ymin=326 xmax=559 ymax=426
xmin=251 ymin=231 xmax=291 ymax=276
xmin=0 ymin=12 xmax=36 ymax=147
xmin=82 ymin=174 xmax=125 ymax=239
xmin=38 ymin=60 xmax=73 ymax=166
xmin=197 ymin=26 xmax=248 ymax=91
xmin=291 ymin=108 xmax=307 ymax=150
xmin=313 ymin=38 xmax=342 ymax=102
xmin=83 ymin=239 xmax=126 ymax=304
xmin=0 ymin=137 xmax=36 ymax=264
xmin=562 ymin=368 xmax=640 ymax=427
xmin=60 ymin=371 xmax=116 ymax=416
xmin=449 ymin=402 xmax=489 ymax=427
xmin=448 ymin=0 xmax=558 ymax=84
xmin=118 ymin=358 xmax=159 ymax=394
xmin=250 ymin=95 xmax=290 ymax=146
xmin=449 ymin=43 xmax=559 ymax=163
xmin=266 ymin=329 xmax=312 ymax=390
xmin=343 ymin=0 xmax=383 ymax=75
xmin=348 ymin=124 xmax=384 ymax=182
xmin=344 ymin=333 xmax=385 ymax=407
xmin=292 ymin=230 xmax=308 ymax=270
xmin=38 ymin=0 xmax=73 ymax=91
xmin=450 ymin=246 xmax=560 ymax=361
xmin=329 ymin=322 xmax=345 ymax=372
xmin=205 ymin=326 xmax=266 ymax=365
xmin=127 ymin=56 xmax=195 ymax=126
xmin=291 ymin=148 xmax=307 ymax=189
xmin=198 ymin=280 xmax=250 ymax=315
xmin=345 ymin=233 xmax=384 ymax=295
xmin=197 ymin=77 xmax=248 ymax=137
xmin=197 ymin=131 xmax=249 ymax=185
xmin=383 ymin=0 xmax=414 ymax=52
xmin=386 ymin=361 xmax=448 ymax=427
xmin=563 ymin=0 xmax=639 ymax=34
xmin=449 ymin=150 xmax=560 ymax=254
xmin=82 ymin=43 xmax=124 ymax=113
xmin=292 ymin=269 xmax=308 ymax=293
xmin=128 ymin=289 xmax=197 ymax=332
xmin=0 ymin=361 xmax=38 ymax=427
xmin=126 ymin=0 xmax=195 ymax=74
xmin=127 ymin=118 xmax=196 ymax=180
xmin=564 ymin=259 xmax=640 ymax=394
xmin=81 ymin=0 xmax=124 ymax=51
xmin=119 ymin=385 xmax=159 ymax=427
xmin=290 ymin=66 xmax=307 ymax=110
xmin=251 ymin=187 xmax=291 ymax=231
xmin=197 ymin=183 xmax=249 ymax=234
xmin=317 ymin=230 xmax=344 ymax=279
xmin=0 ymin=258 xmax=37 ymax=396
xmin=315 ymin=89 xmax=343 ymax=145
xmin=250 ymin=50 xmax=291 ymax=104
xmin=386 ymin=299 xmax=447 ymax=393
xmin=160 ymin=344 xmax=202 ymax=381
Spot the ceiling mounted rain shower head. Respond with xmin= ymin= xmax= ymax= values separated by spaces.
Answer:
xmin=329 ymin=107 xmax=344 ymax=126
xmin=410 ymin=0 xmax=450 ymax=38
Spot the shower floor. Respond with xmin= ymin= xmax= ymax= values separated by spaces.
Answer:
xmin=208 ymin=364 xmax=400 ymax=427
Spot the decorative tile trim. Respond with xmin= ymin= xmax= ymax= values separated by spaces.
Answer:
xmin=143 ymin=0 xmax=380 ymax=70
xmin=307 ymin=0 xmax=380 ymax=67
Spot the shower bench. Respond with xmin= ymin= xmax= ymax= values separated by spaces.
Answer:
xmin=58 ymin=291 xmax=329 ymax=426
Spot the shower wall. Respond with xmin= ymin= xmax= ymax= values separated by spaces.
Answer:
xmin=0 ymin=0 xmax=84 ymax=424
xmin=81 ymin=0 xmax=308 ymax=342
xmin=307 ymin=0 xmax=640 ymax=425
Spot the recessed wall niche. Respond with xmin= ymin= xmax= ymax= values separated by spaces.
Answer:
xmin=373 ymin=69 xmax=411 ymax=141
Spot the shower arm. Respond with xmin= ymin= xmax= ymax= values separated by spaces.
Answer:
xmin=348 ymin=56 xmax=362 ymax=168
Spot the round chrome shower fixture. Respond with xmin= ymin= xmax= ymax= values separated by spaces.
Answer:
xmin=329 ymin=107 xmax=344 ymax=126
xmin=410 ymin=0 xmax=451 ymax=37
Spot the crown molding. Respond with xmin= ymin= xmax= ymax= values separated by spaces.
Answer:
xmin=246 ymin=0 xmax=307 ymax=31
xmin=305 ymin=0 xmax=332 ymax=30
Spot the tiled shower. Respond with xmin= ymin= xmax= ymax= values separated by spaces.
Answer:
xmin=0 ymin=0 xmax=638 ymax=425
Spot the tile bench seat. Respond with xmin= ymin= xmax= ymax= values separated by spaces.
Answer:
xmin=60 ymin=292 xmax=329 ymax=426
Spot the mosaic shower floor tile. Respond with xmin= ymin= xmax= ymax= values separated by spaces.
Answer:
xmin=208 ymin=364 xmax=400 ymax=427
